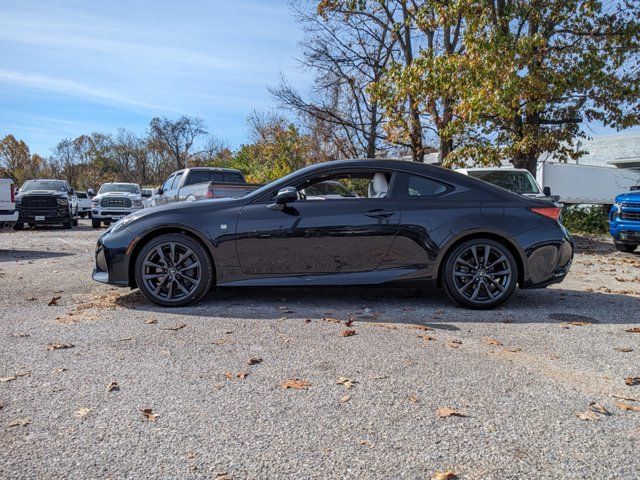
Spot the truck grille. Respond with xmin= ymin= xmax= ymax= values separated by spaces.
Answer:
xmin=621 ymin=212 xmax=640 ymax=220
xmin=22 ymin=196 xmax=58 ymax=208
xmin=623 ymin=202 xmax=640 ymax=208
xmin=101 ymin=198 xmax=132 ymax=208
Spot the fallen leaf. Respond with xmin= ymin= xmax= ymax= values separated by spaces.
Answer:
xmin=625 ymin=377 xmax=640 ymax=386
xmin=336 ymin=377 xmax=356 ymax=389
xmin=418 ymin=334 xmax=436 ymax=341
xmin=0 ymin=370 xmax=30 ymax=383
xmin=341 ymin=394 xmax=351 ymax=403
xmin=322 ymin=317 xmax=341 ymax=324
xmin=248 ymin=357 xmax=263 ymax=365
xmin=141 ymin=408 xmax=158 ymax=421
xmin=303 ymin=319 xmax=312 ymax=324
xmin=11 ymin=332 xmax=29 ymax=338
xmin=484 ymin=338 xmax=502 ymax=346
xmin=164 ymin=323 xmax=187 ymax=331
xmin=575 ymin=410 xmax=600 ymax=421
xmin=236 ymin=371 xmax=248 ymax=379
xmin=341 ymin=329 xmax=356 ymax=337
xmin=280 ymin=379 xmax=311 ymax=390
xmin=575 ymin=402 xmax=610 ymax=420
xmin=615 ymin=347 xmax=633 ymax=353
xmin=48 ymin=296 xmax=61 ymax=306
xmin=8 ymin=418 xmax=31 ymax=427
xmin=144 ymin=318 xmax=157 ymax=324
xmin=74 ymin=407 xmax=91 ymax=419
xmin=215 ymin=473 xmax=232 ymax=480
xmin=224 ymin=372 xmax=233 ymax=380
xmin=612 ymin=394 xmax=640 ymax=402
xmin=432 ymin=471 xmax=457 ymax=480
xmin=358 ymin=439 xmax=373 ymax=448
xmin=626 ymin=327 xmax=640 ymax=333
xmin=46 ymin=343 xmax=74 ymax=351
xmin=52 ymin=368 xmax=66 ymax=374
xmin=411 ymin=325 xmax=434 ymax=331
xmin=118 ymin=337 xmax=133 ymax=342
xmin=503 ymin=347 xmax=522 ymax=353
xmin=212 ymin=339 xmax=230 ymax=345
xmin=409 ymin=395 xmax=418 ymax=403
xmin=589 ymin=402 xmax=610 ymax=415
xmin=107 ymin=381 xmax=119 ymax=392
xmin=446 ymin=339 xmax=462 ymax=348
xmin=437 ymin=407 xmax=466 ymax=418
xmin=615 ymin=402 xmax=640 ymax=412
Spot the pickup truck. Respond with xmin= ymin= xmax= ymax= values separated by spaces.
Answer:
xmin=155 ymin=167 xmax=260 ymax=205
xmin=609 ymin=189 xmax=640 ymax=253
xmin=14 ymin=179 xmax=79 ymax=229
xmin=91 ymin=182 xmax=144 ymax=228
xmin=76 ymin=191 xmax=93 ymax=218
xmin=0 ymin=178 xmax=18 ymax=229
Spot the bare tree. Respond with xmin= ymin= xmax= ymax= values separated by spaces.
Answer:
xmin=148 ymin=116 xmax=208 ymax=170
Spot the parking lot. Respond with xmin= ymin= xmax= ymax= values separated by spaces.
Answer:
xmin=1 ymin=221 xmax=639 ymax=479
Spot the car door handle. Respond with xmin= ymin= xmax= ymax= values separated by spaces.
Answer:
xmin=364 ymin=209 xmax=396 ymax=218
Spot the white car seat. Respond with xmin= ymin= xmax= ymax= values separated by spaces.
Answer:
xmin=368 ymin=173 xmax=389 ymax=198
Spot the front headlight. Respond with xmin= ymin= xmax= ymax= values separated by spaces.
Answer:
xmin=133 ymin=198 xmax=143 ymax=207
xmin=57 ymin=198 xmax=69 ymax=206
xmin=611 ymin=203 xmax=622 ymax=220
xmin=110 ymin=216 xmax=135 ymax=234
xmin=15 ymin=197 xmax=21 ymax=206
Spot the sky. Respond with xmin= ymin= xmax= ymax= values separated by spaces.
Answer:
xmin=1 ymin=1 xmax=637 ymax=157
xmin=0 ymin=0 xmax=310 ymax=155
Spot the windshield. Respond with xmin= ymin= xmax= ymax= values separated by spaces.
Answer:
xmin=99 ymin=183 xmax=140 ymax=194
xmin=21 ymin=180 xmax=67 ymax=192
xmin=468 ymin=170 xmax=540 ymax=194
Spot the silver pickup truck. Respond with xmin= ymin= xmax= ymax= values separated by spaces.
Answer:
xmin=154 ymin=167 xmax=260 ymax=205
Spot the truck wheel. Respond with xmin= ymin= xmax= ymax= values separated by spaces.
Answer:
xmin=614 ymin=241 xmax=637 ymax=253
xmin=13 ymin=222 xmax=23 ymax=230
xmin=134 ymin=233 xmax=214 ymax=307
xmin=73 ymin=217 xmax=78 ymax=226
xmin=63 ymin=210 xmax=73 ymax=229
xmin=443 ymin=238 xmax=518 ymax=309
xmin=92 ymin=219 xmax=101 ymax=228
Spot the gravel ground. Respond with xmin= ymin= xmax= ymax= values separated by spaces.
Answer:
xmin=1 ymin=221 xmax=639 ymax=479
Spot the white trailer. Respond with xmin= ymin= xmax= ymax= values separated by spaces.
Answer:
xmin=536 ymin=162 xmax=640 ymax=205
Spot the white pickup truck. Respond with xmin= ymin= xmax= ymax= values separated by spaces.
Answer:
xmin=0 ymin=178 xmax=18 ymax=229
xmin=91 ymin=182 xmax=144 ymax=228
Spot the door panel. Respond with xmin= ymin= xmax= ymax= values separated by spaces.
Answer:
xmin=236 ymin=199 xmax=400 ymax=275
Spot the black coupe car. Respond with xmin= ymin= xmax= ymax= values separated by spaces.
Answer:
xmin=93 ymin=159 xmax=573 ymax=309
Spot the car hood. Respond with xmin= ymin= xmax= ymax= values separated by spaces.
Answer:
xmin=95 ymin=192 xmax=141 ymax=200
xmin=615 ymin=192 xmax=640 ymax=203
xmin=123 ymin=196 xmax=244 ymax=223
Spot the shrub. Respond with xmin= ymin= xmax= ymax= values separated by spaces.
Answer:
xmin=561 ymin=205 xmax=609 ymax=234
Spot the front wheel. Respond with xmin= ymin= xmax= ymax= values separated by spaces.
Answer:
xmin=443 ymin=239 xmax=518 ymax=309
xmin=13 ymin=222 xmax=23 ymax=230
xmin=614 ymin=241 xmax=637 ymax=253
xmin=91 ymin=219 xmax=101 ymax=228
xmin=62 ymin=210 xmax=73 ymax=229
xmin=134 ymin=233 xmax=214 ymax=307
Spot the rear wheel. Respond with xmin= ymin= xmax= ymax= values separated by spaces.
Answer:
xmin=134 ymin=233 xmax=213 ymax=307
xmin=443 ymin=239 xmax=518 ymax=309
xmin=13 ymin=222 xmax=23 ymax=230
xmin=62 ymin=210 xmax=73 ymax=229
xmin=614 ymin=241 xmax=637 ymax=253
xmin=91 ymin=219 xmax=101 ymax=228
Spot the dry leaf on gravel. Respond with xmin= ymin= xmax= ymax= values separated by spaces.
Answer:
xmin=0 ymin=371 xmax=30 ymax=383
xmin=236 ymin=371 xmax=248 ymax=379
xmin=432 ymin=471 xmax=457 ymax=480
xmin=341 ymin=394 xmax=351 ymax=403
xmin=446 ymin=339 xmax=462 ymax=348
xmin=358 ymin=439 xmax=374 ymax=448
xmin=437 ymin=407 xmax=467 ymax=418
xmin=46 ymin=343 xmax=74 ymax=351
xmin=144 ymin=318 xmax=157 ymax=324
xmin=484 ymin=338 xmax=502 ymax=346
xmin=12 ymin=332 xmax=29 ymax=338
xmin=48 ymin=296 xmax=61 ymax=306
xmin=164 ymin=323 xmax=187 ymax=331
xmin=615 ymin=347 xmax=633 ymax=353
xmin=589 ymin=402 xmax=610 ymax=415
xmin=74 ymin=407 xmax=91 ymax=419
xmin=248 ymin=357 xmax=263 ymax=365
xmin=575 ymin=410 xmax=599 ymax=421
xmin=8 ymin=418 xmax=31 ymax=427
xmin=615 ymin=402 xmax=640 ymax=412
xmin=625 ymin=327 xmax=640 ymax=333
xmin=107 ymin=381 xmax=119 ymax=392
xmin=322 ymin=317 xmax=341 ymax=324
xmin=503 ymin=347 xmax=522 ymax=353
xmin=215 ymin=474 xmax=232 ymax=480
xmin=409 ymin=395 xmax=418 ymax=403
xmin=212 ymin=339 xmax=231 ymax=346
xmin=411 ymin=325 xmax=435 ymax=331
xmin=341 ymin=329 xmax=357 ymax=337
xmin=280 ymin=379 xmax=311 ymax=390
xmin=336 ymin=377 xmax=355 ymax=389
xmin=141 ymin=408 xmax=158 ymax=421
xmin=52 ymin=368 xmax=66 ymax=374
xmin=575 ymin=402 xmax=610 ymax=421
xmin=612 ymin=394 xmax=640 ymax=402
xmin=625 ymin=377 xmax=640 ymax=386
xmin=418 ymin=334 xmax=436 ymax=341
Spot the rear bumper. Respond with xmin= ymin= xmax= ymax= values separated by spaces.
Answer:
xmin=0 ymin=210 xmax=18 ymax=228
xmin=522 ymin=227 xmax=574 ymax=289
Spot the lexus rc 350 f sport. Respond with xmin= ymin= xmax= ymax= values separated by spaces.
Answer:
xmin=93 ymin=159 xmax=573 ymax=309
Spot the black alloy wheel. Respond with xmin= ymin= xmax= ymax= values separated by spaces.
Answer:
xmin=443 ymin=239 xmax=518 ymax=309
xmin=134 ymin=233 xmax=213 ymax=307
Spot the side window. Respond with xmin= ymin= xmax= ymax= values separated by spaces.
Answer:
xmin=171 ymin=172 xmax=184 ymax=190
xmin=298 ymin=171 xmax=391 ymax=200
xmin=395 ymin=173 xmax=448 ymax=199
xmin=223 ymin=171 xmax=244 ymax=183
xmin=162 ymin=174 xmax=175 ymax=192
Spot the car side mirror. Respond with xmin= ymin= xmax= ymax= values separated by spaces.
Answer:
xmin=269 ymin=187 xmax=298 ymax=210
xmin=631 ymin=185 xmax=640 ymax=192
xmin=157 ymin=187 xmax=164 ymax=195
xmin=70 ymin=188 xmax=75 ymax=195
xmin=543 ymin=186 xmax=551 ymax=196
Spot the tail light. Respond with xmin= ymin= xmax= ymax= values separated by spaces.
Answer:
xmin=530 ymin=206 xmax=561 ymax=221
xmin=10 ymin=183 xmax=15 ymax=203
xmin=205 ymin=188 xmax=214 ymax=199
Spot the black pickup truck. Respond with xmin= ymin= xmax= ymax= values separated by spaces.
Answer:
xmin=14 ymin=179 xmax=79 ymax=230
xmin=154 ymin=167 xmax=261 ymax=205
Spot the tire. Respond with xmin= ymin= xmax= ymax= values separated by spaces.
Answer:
xmin=79 ymin=213 xmax=86 ymax=219
xmin=73 ymin=217 xmax=78 ymax=226
xmin=63 ymin=210 xmax=73 ymax=229
xmin=614 ymin=241 xmax=637 ymax=253
xmin=92 ymin=219 xmax=101 ymax=228
xmin=134 ymin=233 xmax=213 ymax=307
xmin=13 ymin=222 xmax=23 ymax=230
xmin=443 ymin=238 xmax=519 ymax=309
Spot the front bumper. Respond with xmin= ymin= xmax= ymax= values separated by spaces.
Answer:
xmin=609 ymin=219 xmax=640 ymax=244
xmin=92 ymin=206 xmax=142 ymax=221
xmin=92 ymin=229 xmax=134 ymax=287
xmin=17 ymin=207 xmax=70 ymax=224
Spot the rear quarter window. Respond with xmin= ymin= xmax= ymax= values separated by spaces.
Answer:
xmin=394 ymin=173 xmax=449 ymax=199
xmin=223 ymin=171 xmax=244 ymax=183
